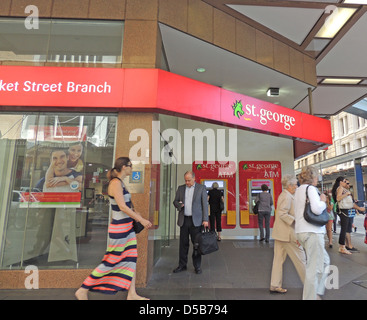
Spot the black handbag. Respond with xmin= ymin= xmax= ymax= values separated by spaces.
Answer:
xmin=303 ymin=185 xmax=329 ymax=226
xmin=133 ymin=220 xmax=144 ymax=234
xmin=220 ymin=199 xmax=224 ymax=212
xmin=131 ymin=201 xmax=145 ymax=234
xmin=253 ymin=201 xmax=259 ymax=215
xmin=194 ymin=227 xmax=219 ymax=255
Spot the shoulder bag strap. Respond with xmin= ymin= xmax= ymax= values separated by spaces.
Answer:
xmin=305 ymin=185 xmax=310 ymax=202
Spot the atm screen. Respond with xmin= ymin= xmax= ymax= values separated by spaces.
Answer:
xmin=251 ymin=189 xmax=272 ymax=205
xmin=203 ymin=180 xmax=227 ymax=213
xmin=251 ymin=190 xmax=262 ymax=195
xmin=203 ymin=180 xmax=225 ymax=189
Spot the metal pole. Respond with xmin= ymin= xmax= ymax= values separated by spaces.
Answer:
xmin=308 ymin=88 xmax=314 ymax=115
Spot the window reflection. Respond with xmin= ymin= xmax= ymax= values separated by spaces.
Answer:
xmin=0 ymin=18 xmax=124 ymax=64
xmin=0 ymin=113 xmax=117 ymax=269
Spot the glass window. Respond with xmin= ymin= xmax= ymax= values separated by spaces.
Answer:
xmin=339 ymin=118 xmax=345 ymax=137
xmin=0 ymin=113 xmax=117 ymax=269
xmin=0 ymin=18 xmax=124 ymax=64
xmin=0 ymin=18 xmax=50 ymax=62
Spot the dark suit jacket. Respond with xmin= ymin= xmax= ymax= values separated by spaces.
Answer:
xmin=173 ymin=183 xmax=209 ymax=227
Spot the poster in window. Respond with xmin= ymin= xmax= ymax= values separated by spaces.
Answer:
xmin=20 ymin=126 xmax=86 ymax=208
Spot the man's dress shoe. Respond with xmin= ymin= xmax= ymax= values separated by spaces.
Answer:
xmin=173 ymin=266 xmax=187 ymax=273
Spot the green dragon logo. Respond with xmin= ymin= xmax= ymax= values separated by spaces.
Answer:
xmin=232 ymin=100 xmax=245 ymax=119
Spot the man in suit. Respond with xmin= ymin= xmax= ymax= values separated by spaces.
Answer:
xmin=173 ymin=171 xmax=209 ymax=274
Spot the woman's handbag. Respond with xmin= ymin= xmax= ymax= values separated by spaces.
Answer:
xmin=220 ymin=198 xmax=224 ymax=212
xmin=304 ymin=185 xmax=329 ymax=226
xmin=339 ymin=192 xmax=354 ymax=209
xmin=131 ymin=201 xmax=145 ymax=234
xmin=194 ymin=227 xmax=219 ymax=255
xmin=133 ymin=220 xmax=145 ymax=234
xmin=253 ymin=201 xmax=259 ymax=215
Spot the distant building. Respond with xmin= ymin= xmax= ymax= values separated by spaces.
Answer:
xmin=295 ymin=112 xmax=367 ymax=197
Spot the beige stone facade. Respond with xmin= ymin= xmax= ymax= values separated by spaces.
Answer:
xmin=295 ymin=112 xmax=367 ymax=194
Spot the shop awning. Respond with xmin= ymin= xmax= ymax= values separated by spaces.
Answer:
xmin=0 ymin=66 xmax=332 ymax=157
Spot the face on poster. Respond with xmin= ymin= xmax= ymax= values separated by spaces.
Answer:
xmin=20 ymin=126 xmax=86 ymax=208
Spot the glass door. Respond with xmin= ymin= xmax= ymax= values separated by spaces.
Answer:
xmin=153 ymin=115 xmax=179 ymax=264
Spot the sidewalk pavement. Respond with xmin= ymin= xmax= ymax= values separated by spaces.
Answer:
xmin=1 ymin=215 xmax=367 ymax=300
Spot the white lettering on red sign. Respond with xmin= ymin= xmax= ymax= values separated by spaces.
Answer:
xmin=0 ymin=79 xmax=112 ymax=94
xmin=23 ymin=81 xmax=63 ymax=92
xmin=0 ymin=80 xmax=20 ymax=92
xmin=232 ymin=100 xmax=296 ymax=131
xmin=245 ymin=103 xmax=295 ymax=131
xmin=66 ymin=81 xmax=111 ymax=93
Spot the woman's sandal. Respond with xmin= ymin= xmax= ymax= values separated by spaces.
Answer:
xmin=338 ymin=247 xmax=352 ymax=255
xmin=269 ymin=287 xmax=287 ymax=294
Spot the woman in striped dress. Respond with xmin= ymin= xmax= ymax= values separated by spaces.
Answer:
xmin=75 ymin=157 xmax=152 ymax=300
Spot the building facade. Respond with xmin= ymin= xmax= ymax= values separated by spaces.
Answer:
xmin=0 ymin=0 xmax=331 ymax=289
xmin=295 ymin=111 xmax=367 ymax=197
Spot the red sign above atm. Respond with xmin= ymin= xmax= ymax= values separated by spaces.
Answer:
xmin=0 ymin=66 xmax=332 ymax=145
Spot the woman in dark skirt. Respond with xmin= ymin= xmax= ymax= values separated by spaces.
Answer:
xmin=75 ymin=157 xmax=152 ymax=300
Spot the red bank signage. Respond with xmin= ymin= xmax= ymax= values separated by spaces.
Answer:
xmin=0 ymin=66 xmax=123 ymax=108
xmin=0 ymin=66 xmax=332 ymax=145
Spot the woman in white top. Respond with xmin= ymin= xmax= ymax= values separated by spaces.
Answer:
xmin=294 ymin=166 xmax=329 ymax=300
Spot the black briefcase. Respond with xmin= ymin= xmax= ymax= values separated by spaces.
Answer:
xmin=194 ymin=227 xmax=219 ymax=255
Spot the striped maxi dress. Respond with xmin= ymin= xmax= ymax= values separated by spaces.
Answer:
xmin=81 ymin=179 xmax=137 ymax=294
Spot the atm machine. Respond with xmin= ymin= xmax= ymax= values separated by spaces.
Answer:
xmin=193 ymin=161 xmax=237 ymax=229
xmin=248 ymin=179 xmax=275 ymax=216
xmin=203 ymin=180 xmax=227 ymax=213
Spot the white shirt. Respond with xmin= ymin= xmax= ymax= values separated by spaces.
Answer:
xmin=184 ymin=183 xmax=195 ymax=216
xmin=294 ymin=184 xmax=326 ymax=234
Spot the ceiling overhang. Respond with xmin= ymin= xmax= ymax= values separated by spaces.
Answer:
xmin=200 ymin=1 xmax=367 ymax=118
xmin=159 ymin=23 xmax=313 ymax=111
xmin=0 ymin=66 xmax=332 ymax=148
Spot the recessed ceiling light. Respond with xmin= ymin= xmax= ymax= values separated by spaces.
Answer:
xmin=343 ymin=0 xmax=367 ymax=4
xmin=196 ymin=67 xmax=206 ymax=73
xmin=316 ymin=8 xmax=356 ymax=38
xmin=322 ymin=78 xmax=362 ymax=84
xmin=267 ymin=88 xmax=280 ymax=97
